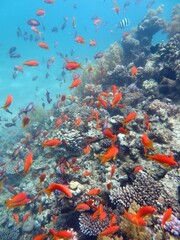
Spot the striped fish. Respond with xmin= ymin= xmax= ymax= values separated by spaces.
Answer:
xmin=117 ymin=18 xmax=129 ymax=28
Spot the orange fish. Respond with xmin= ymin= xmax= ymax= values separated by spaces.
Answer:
xmin=136 ymin=206 xmax=157 ymax=218
xmin=21 ymin=116 xmax=30 ymax=128
xmin=131 ymin=66 xmax=138 ymax=77
xmin=69 ymin=78 xmax=82 ymax=89
xmin=147 ymin=152 xmax=178 ymax=167
xmin=89 ymin=40 xmax=97 ymax=46
xmin=141 ymin=133 xmax=155 ymax=154
xmin=144 ymin=114 xmax=150 ymax=131
xmin=94 ymin=18 xmax=101 ymax=26
xmin=75 ymin=203 xmax=91 ymax=211
xmin=33 ymin=233 xmax=48 ymax=240
xmin=111 ymin=92 xmax=122 ymax=108
xmin=72 ymin=166 xmax=81 ymax=173
xmin=99 ymin=225 xmax=119 ymax=237
xmin=38 ymin=42 xmax=49 ymax=49
xmin=23 ymin=212 xmax=31 ymax=222
xmin=54 ymin=117 xmax=62 ymax=129
xmin=36 ymin=9 xmax=46 ymax=16
xmin=1 ymin=95 xmax=13 ymax=110
xmin=83 ymin=145 xmax=91 ymax=154
xmin=39 ymin=172 xmax=46 ymax=184
xmin=13 ymin=213 xmax=19 ymax=224
xmin=41 ymin=139 xmax=62 ymax=148
xmin=161 ymin=208 xmax=172 ymax=230
xmin=65 ymin=61 xmax=81 ymax=70
xmin=92 ymin=203 xmax=106 ymax=222
xmin=133 ymin=165 xmax=144 ymax=173
xmin=0 ymin=178 xmax=5 ymax=193
xmin=75 ymin=36 xmax=86 ymax=44
xmin=110 ymin=164 xmax=115 ymax=178
xmin=122 ymin=112 xmax=137 ymax=127
xmin=123 ymin=209 xmax=146 ymax=226
xmin=82 ymin=171 xmax=92 ymax=176
xmin=74 ymin=117 xmax=82 ymax=128
xmin=23 ymin=60 xmax=39 ymax=66
xmin=5 ymin=192 xmax=31 ymax=209
xmin=39 ymin=183 xmax=72 ymax=198
xmin=97 ymin=97 xmax=108 ymax=108
xmin=38 ymin=202 xmax=43 ymax=213
xmin=119 ymin=127 xmax=129 ymax=135
xmin=24 ymin=152 xmax=33 ymax=175
xmin=103 ymin=129 xmax=116 ymax=143
xmin=14 ymin=65 xmax=24 ymax=73
xmin=113 ymin=5 xmax=120 ymax=14
xmin=111 ymin=85 xmax=117 ymax=96
xmin=49 ymin=229 xmax=73 ymax=239
xmin=88 ymin=188 xmax=102 ymax=196
xmin=96 ymin=144 xmax=119 ymax=164
xmin=31 ymin=26 xmax=41 ymax=34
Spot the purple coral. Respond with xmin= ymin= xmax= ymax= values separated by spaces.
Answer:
xmin=159 ymin=215 xmax=180 ymax=236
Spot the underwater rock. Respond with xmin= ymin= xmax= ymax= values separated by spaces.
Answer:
xmin=142 ymin=79 xmax=159 ymax=96
xmin=22 ymin=219 xmax=34 ymax=233
xmin=159 ymin=77 xmax=176 ymax=95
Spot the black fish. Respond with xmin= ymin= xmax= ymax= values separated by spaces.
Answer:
xmin=32 ymin=76 xmax=38 ymax=81
xmin=61 ymin=17 xmax=68 ymax=30
xmin=10 ymin=53 xmax=21 ymax=58
xmin=46 ymin=90 xmax=52 ymax=104
xmin=118 ymin=18 xmax=129 ymax=28
xmin=4 ymin=122 xmax=15 ymax=127
xmin=9 ymin=47 xmax=16 ymax=54
xmin=27 ymin=19 xmax=40 ymax=26
xmin=12 ymin=71 xmax=18 ymax=80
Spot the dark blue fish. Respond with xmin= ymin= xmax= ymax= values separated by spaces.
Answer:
xmin=94 ymin=52 xmax=103 ymax=59
xmin=27 ymin=19 xmax=40 ymax=26
xmin=9 ymin=47 xmax=16 ymax=54
xmin=118 ymin=18 xmax=129 ymax=28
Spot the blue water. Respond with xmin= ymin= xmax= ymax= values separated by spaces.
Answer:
xmin=0 ymin=0 xmax=179 ymax=122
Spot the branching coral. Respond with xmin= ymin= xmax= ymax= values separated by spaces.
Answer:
xmin=166 ymin=3 xmax=180 ymax=38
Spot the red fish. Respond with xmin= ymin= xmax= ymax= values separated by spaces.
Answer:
xmin=1 ymin=95 xmax=13 ymax=110
xmin=5 ymin=192 xmax=31 ymax=209
xmin=110 ymin=164 xmax=115 ymax=178
xmin=41 ymin=139 xmax=62 ymax=148
xmin=54 ymin=117 xmax=62 ymax=129
xmin=113 ymin=5 xmax=120 ymax=14
xmin=75 ymin=36 xmax=86 ymax=44
xmin=89 ymin=40 xmax=97 ymax=46
xmin=88 ymin=188 xmax=102 ymax=196
xmin=21 ymin=116 xmax=30 ymax=128
xmin=133 ymin=165 xmax=144 ymax=173
xmin=13 ymin=213 xmax=19 ymax=224
xmin=147 ymin=152 xmax=178 ymax=167
xmin=95 ymin=144 xmax=119 ymax=164
xmin=99 ymin=225 xmax=119 ymax=236
xmin=119 ymin=127 xmax=129 ymax=135
xmin=39 ymin=183 xmax=72 ymax=198
xmin=111 ymin=85 xmax=117 ymax=96
xmin=69 ymin=78 xmax=82 ymax=89
xmin=144 ymin=114 xmax=150 ymax=131
xmin=82 ymin=171 xmax=92 ymax=176
xmin=49 ymin=229 xmax=73 ymax=239
xmin=14 ymin=65 xmax=24 ymax=73
xmin=83 ymin=145 xmax=91 ymax=154
xmin=122 ymin=112 xmax=137 ymax=126
xmin=131 ymin=66 xmax=138 ymax=77
xmin=75 ymin=203 xmax=91 ymax=211
xmin=103 ymin=129 xmax=116 ymax=143
xmin=39 ymin=172 xmax=46 ymax=184
xmin=111 ymin=92 xmax=122 ymax=108
xmin=23 ymin=212 xmax=31 ymax=222
xmin=33 ymin=233 xmax=48 ymax=240
xmin=136 ymin=206 xmax=157 ymax=218
xmin=23 ymin=60 xmax=39 ymax=66
xmin=97 ymin=97 xmax=108 ymax=108
xmin=36 ymin=9 xmax=46 ymax=16
xmin=141 ymin=133 xmax=155 ymax=154
xmin=74 ymin=117 xmax=81 ymax=128
xmin=24 ymin=152 xmax=33 ymax=175
xmin=161 ymin=208 xmax=172 ymax=230
xmin=92 ymin=203 xmax=106 ymax=222
xmin=38 ymin=42 xmax=49 ymax=49
xmin=123 ymin=209 xmax=146 ymax=226
xmin=65 ymin=61 xmax=81 ymax=70
xmin=31 ymin=26 xmax=41 ymax=35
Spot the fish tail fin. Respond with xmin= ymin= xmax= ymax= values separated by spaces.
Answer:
xmin=1 ymin=106 xmax=7 ymax=111
xmin=38 ymin=188 xmax=52 ymax=198
xmin=148 ymin=138 xmax=156 ymax=151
